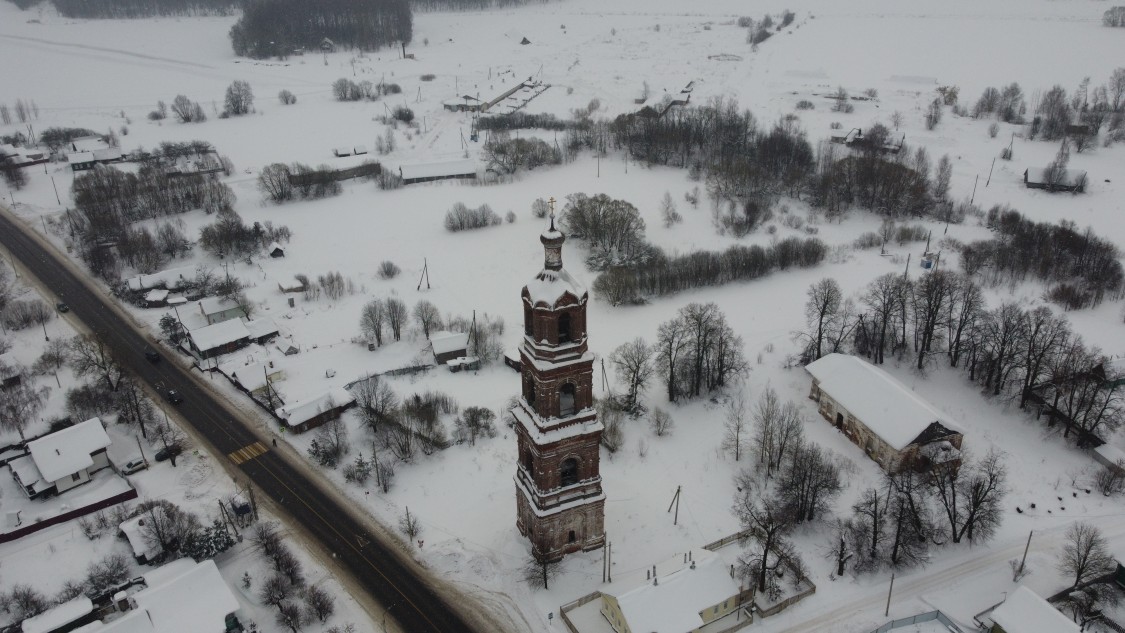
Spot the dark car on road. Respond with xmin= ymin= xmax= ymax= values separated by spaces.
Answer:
xmin=56 ymin=302 xmax=69 ymax=313
xmin=144 ymin=349 xmax=161 ymax=363
xmin=164 ymin=389 xmax=183 ymax=404
xmin=155 ymin=445 xmax=183 ymax=462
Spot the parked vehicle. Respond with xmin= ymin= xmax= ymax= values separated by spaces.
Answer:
xmin=56 ymin=302 xmax=70 ymax=313
xmin=144 ymin=348 xmax=161 ymax=363
xmin=164 ymin=389 xmax=183 ymax=404
xmin=155 ymin=445 xmax=183 ymax=462
xmin=120 ymin=457 xmax=148 ymax=475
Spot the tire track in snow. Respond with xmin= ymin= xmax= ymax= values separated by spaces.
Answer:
xmin=0 ymin=32 xmax=216 ymax=68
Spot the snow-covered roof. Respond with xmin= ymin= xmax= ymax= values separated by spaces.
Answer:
xmin=67 ymin=151 xmax=95 ymax=164
xmin=143 ymin=289 xmax=169 ymax=302
xmin=199 ymin=296 xmax=240 ymax=315
xmin=188 ymin=319 xmax=250 ymax=353
xmin=21 ymin=597 xmax=94 ymax=633
xmin=806 ymin=354 xmax=962 ymax=450
xmin=1025 ymin=167 xmax=1087 ymax=187
xmin=92 ymin=147 xmax=122 ymax=161
xmin=609 ymin=550 xmax=742 ymax=633
xmin=267 ymin=241 xmax=283 ymax=253
xmin=990 ymin=586 xmax=1078 ymax=633
xmin=1094 ymin=443 xmax=1125 ymax=466
xmin=246 ymin=318 xmax=279 ymax=340
xmin=96 ymin=610 xmax=154 ymax=633
xmin=232 ymin=362 xmax=277 ymax=391
xmin=430 ymin=331 xmax=469 ymax=355
xmin=276 ymin=386 xmax=354 ymax=427
xmin=119 ymin=508 xmax=166 ymax=560
xmin=524 ymin=268 xmax=587 ymax=307
xmin=71 ymin=136 xmax=107 ymax=152
xmin=398 ymin=159 xmax=477 ymax=181
xmin=126 ymin=265 xmax=197 ymax=291
xmin=27 ymin=418 xmax=111 ymax=483
xmin=133 ymin=559 xmax=239 ymax=633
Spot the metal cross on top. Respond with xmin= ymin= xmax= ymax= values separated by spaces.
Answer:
xmin=548 ymin=196 xmax=556 ymax=230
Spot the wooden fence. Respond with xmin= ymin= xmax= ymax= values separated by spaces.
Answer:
xmin=0 ymin=487 xmax=138 ymax=544
xmin=559 ymin=591 xmax=602 ymax=633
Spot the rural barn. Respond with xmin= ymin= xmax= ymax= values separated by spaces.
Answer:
xmin=806 ymin=353 xmax=964 ymax=473
xmin=187 ymin=319 xmax=251 ymax=360
xmin=429 ymin=331 xmax=470 ymax=364
xmin=268 ymin=242 xmax=285 ymax=258
xmin=1023 ymin=167 xmax=1087 ymax=193
xmin=398 ymin=159 xmax=478 ymax=185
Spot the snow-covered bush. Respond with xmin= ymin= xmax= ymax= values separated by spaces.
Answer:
xmin=443 ymin=202 xmax=501 ymax=232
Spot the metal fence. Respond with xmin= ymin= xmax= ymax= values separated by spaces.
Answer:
xmin=867 ymin=610 xmax=964 ymax=633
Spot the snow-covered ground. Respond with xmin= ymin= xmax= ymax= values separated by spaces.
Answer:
xmin=2 ymin=0 xmax=1125 ymax=631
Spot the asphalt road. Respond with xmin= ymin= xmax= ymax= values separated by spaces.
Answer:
xmin=0 ymin=209 xmax=483 ymax=633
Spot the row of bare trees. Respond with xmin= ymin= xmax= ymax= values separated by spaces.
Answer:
xmin=800 ymin=270 xmax=1125 ymax=444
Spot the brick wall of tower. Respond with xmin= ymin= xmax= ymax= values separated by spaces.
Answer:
xmin=516 ymin=421 xmax=603 ymax=493
xmin=516 ymin=492 xmax=605 ymax=560
xmin=521 ymin=358 xmax=595 ymax=419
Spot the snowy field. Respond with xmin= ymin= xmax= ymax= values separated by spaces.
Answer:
xmin=2 ymin=0 xmax=1125 ymax=632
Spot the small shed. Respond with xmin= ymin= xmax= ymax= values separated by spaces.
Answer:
xmin=398 ymin=159 xmax=478 ymax=185
xmin=267 ymin=242 xmax=285 ymax=258
xmin=143 ymin=289 xmax=170 ymax=307
xmin=20 ymin=597 xmax=97 ymax=633
xmin=333 ymin=147 xmax=352 ymax=157
xmin=353 ymin=145 xmax=368 ymax=156
xmin=503 ymin=348 xmax=522 ymax=372
xmin=430 ymin=332 xmax=470 ymax=364
xmin=0 ymin=352 xmax=20 ymax=389
xmin=320 ymin=37 xmax=336 ymax=52
xmin=277 ymin=275 xmax=307 ymax=294
xmin=119 ymin=508 xmax=167 ymax=564
xmin=1024 ymin=167 xmax=1087 ymax=193
xmin=246 ymin=318 xmax=280 ymax=345
xmin=520 ymin=37 xmax=531 ymax=45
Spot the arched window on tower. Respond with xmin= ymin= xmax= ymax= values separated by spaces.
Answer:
xmin=525 ymin=377 xmax=536 ymax=406
xmin=524 ymin=307 xmax=533 ymax=337
xmin=558 ymin=312 xmax=571 ymax=344
xmin=524 ymin=451 xmax=534 ymax=475
xmin=560 ymin=457 xmax=579 ymax=487
xmin=559 ymin=383 xmax=576 ymax=417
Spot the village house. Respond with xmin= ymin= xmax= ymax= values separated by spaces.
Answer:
xmin=198 ymin=297 xmax=247 ymax=325
xmin=245 ymin=318 xmax=280 ymax=345
xmin=126 ymin=265 xmax=196 ymax=293
xmin=806 ymin=354 xmax=964 ymax=473
xmin=275 ymin=386 xmax=355 ymax=433
xmin=230 ymin=361 xmax=284 ymax=401
xmin=267 ymin=242 xmax=285 ymax=258
xmin=276 ymin=275 xmax=307 ymax=294
xmin=23 ymin=558 xmax=243 ymax=633
xmin=1023 ymin=166 xmax=1087 ymax=193
xmin=600 ymin=549 xmax=753 ymax=633
xmin=142 ymin=289 xmax=169 ymax=308
xmin=187 ymin=319 xmax=251 ymax=361
xmin=8 ymin=418 xmax=112 ymax=499
xmin=429 ymin=331 xmax=470 ymax=365
xmin=987 ymin=586 xmax=1078 ymax=633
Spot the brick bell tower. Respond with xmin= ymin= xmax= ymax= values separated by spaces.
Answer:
xmin=513 ymin=198 xmax=606 ymax=562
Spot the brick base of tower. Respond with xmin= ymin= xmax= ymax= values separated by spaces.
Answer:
xmin=516 ymin=491 xmax=605 ymax=562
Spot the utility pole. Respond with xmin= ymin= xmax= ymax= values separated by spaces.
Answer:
xmin=884 ymin=573 xmax=895 ymax=617
xmin=1016 ymin=530 xmax=1033 ymax=579
xmin=602 ymin=539 xmax=607 ymax=582
xmin=607 ymin=541 xmax=612 ymax=582
xmin=986 ymin=157 xmax=996 ymax=187
xmin=667 ymin=486 xmax=681 ymax=525
xmin=50 ymin=176 xmax=60 ymax=205
xmin=970 ymin=174 xmax=979 ymax=204
xmin=246 ymin=480 xmax=259 ymax=521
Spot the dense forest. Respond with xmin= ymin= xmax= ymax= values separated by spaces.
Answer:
xmin=230 ymin=0 xmax=412 ymax=59
xmin=9 ymin=0 xmax=239 ymax=18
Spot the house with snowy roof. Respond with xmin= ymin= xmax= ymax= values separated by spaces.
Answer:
xmin=397 ymin=159 xmax=478 ymax=185
xmin=806 ymin=354 xmax=964 ymax=473
xmin=275 ymin=386 xmax=355 ymax=433
xmin=198 ymin=297 xmax=247 ymax=325
xmin=600 ymin=549 xmax=753 ymax=633
xmin=1023 ymin=166 xmax=1087 ymax=193
xmin=187 ymin=319 xmax=251 ymax=360
xmin=119 ymin=508 xmax=167 ymax=564
xmin=987 ymin=586 xmax=1078 ymax=633
xmin=20 ymin=597 xmax=98 ymax=633
xmin=8 ymin=418 xmax=112 ymax=499
xmin=430 ymin=331 xmax=470 ymax=364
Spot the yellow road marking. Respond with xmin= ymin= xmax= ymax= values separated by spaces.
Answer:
xmin=228 ymin=441 xmax=268 ymax=465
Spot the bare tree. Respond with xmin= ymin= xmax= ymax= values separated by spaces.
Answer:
xmin=734 ymin=487 xmax=800 ymax=595
xmin=656 ymin=316 xmax=689 ymax=402
xmin=911 ymin=269 xmax=955 ymax=370
xmin=610 ymin=337 xmax=655 ymax=412
xmin=850 ymin=487 xmax=888 ymax=570
xmin=825 ymin=519 xmax=855 ymax=577
xmin=777 ymin=440 xmax=842 ymax=523
xmin=398 ymin=506 xmax=422 ymax=541
xmin=753 ymin=387 xmax=804 ymax=476
xmin=135 ymin=500 xmax=201 ymax=555
xmin=68 ymin=334 xmax=124 ymax=392
xmin=385 ymin=297 xmax=408 ymax=341
xmin=0 ymin=379 xmax=49 ymax=440
xmin=359 ymin=299 xmax=386 ymax=346
xmin=276 ymin=601 xmax=304 ymax=633
xmin=1058 ymin=522 xmax=1115 ymax=588
xmin=802 ymin=278 xmax=843 ymax=361
xmin=649 ymin=406 xmax=674 ymax=437
xmin=412 ymin=300 xmax=442 ymax=339
xmin=259 ymin=573 xmax=292 ymax=608
xmin=660 ymin=191 xmax=682 ymax=227
xmin=522 ymin=553 xmax=562 ymax=590
xmin=351 ymin=375 xmax=397 ymax=433
xmin=927 ymin=449 xmax=1007 ymax=544
xmin=303 ymin=584 xmax=335 ymax=623
xmin=722 ymin=389 xmax=749 ymax=461
xmin=224 ymin=80 xmax=254 ymax=116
